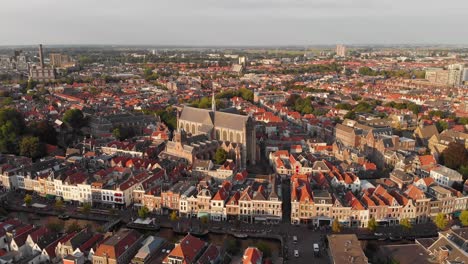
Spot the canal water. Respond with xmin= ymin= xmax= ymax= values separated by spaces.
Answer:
xmin=8 ymin=211 xmax=104 ymax=232
xmin=7 ymin=212 xmax=281 ymax=259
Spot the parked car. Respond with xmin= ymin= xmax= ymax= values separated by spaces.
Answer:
xmin=313 ymin=243 xmax=320 ymax=257
xmin=294 ymin=250 xmax=299 ymax=257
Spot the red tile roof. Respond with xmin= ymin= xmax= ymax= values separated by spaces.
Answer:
xmin=164 ymin=234 xmax=206 ymax=264
xmin=243 ymin=247 xmax=263 ymax=264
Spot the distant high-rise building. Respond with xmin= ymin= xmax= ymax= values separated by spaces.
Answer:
xmin=447 ymin=63 xmax=465 ymax=86
xmin=425 ymin=64 xmax=466 ymax=86
xmin=462 ymin=68 xmax=468 ymax=84
xmin=425 ymin=68 xmax=450 ymax=85
xmin=239 ymin=56 xmax=246 ymax=66
xmin=336 ymin=44 xmax=347 ymax=57
xmin=49 ymin=53 xmax=73 ymax=68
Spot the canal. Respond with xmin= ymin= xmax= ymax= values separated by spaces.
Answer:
xmin=8 ymin=212 xmax=282 ymax=260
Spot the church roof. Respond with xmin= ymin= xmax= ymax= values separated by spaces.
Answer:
xmin=179 ymin=106 xmax=250 ymax=131
xmin=179 ymin=106 xmax=214 ymax=127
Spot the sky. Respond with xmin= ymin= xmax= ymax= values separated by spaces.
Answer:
xmin=1 ymin=0 xmax=467 ymax=46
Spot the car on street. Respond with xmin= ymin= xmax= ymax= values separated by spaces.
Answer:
xmin=294 ymin=250 xmax=299 ymax=257
xmin=293 ymin=236 xmax=298 ymax=243
xmin=313 ymin=243 xmax=320 ymax=257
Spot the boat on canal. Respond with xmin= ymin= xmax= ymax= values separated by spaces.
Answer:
xmin=58 ymin=214 xmax=70 ymax=220
xmin=127 ymin=218 xmax=160 ymax=231
xmin=232 ymin=233 xmax=248 ymax=239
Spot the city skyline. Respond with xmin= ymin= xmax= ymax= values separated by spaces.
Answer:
xmin=1 ymin=0 xmax=468 ymax=46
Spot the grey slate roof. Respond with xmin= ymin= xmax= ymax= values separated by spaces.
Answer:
xmin=179 ymin=106 xmax=249 ymax=131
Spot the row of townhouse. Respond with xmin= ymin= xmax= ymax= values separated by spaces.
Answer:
xmin=0 ymin=157 xmax=168 ymax=208
xmin=290 ymin=173 xmax=468 ymax=227
xmin=1 ymin=219 xmax=102 ymax=264
xmin=140 ymin=176 xmax=283 ymax=224
xmin=2 ymin=218 xmax=161 ymax=264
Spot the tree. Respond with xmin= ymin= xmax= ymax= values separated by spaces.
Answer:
xmin=112 ymin=127 xmax=135 ymax=141
xmin=359 ymin=67 xmax=377 ymax=76
xmin=169 ymin=211 xmax=178 ymax=221
xmin=214 ymin=148 xmax=228 ymax=165
xmin=138 ymin=206 xmax=150 ymax=219
xmin=368 ymin=217 xmax=377 ymax=232
xmin=112 ymin=128 xmax=121 ymax=140
xmin=225 ymin=239 xmax=241 ymax=255
xmin=19 ymin=136 xmax=45 ymax=159
xmin=62 ymin=109 xmax=85 ymax=129
xmin=200 ymin=215 xmax=209 ymax=225
xmin=441 ymin=142 xmax=468 ymax=173
xmin=82 ymin=202 xmax=91 ymax=215
xmin=435 ymin=121 xmax=448 ymax=133
xmin=435 ymin=213 xmax=448 ymax=230
xmin=31 ymin=121 xmax=57 ymax=145
xmin=400 ymin=218 xmax=412 ymax=231
xmin=332 ymin=218 xmax=342 ymax=233
xmin=24 ymin=194 xmax=32 ymax=206
xmin=459 ymin=166 xmax=468 ymax=181
xmin=255 ymin=242 xmax=272 ymax=258
xmin=0 ymin=108 xmax=26 ymax=153
xmin=54 ymin=199 xmax=64 ymax=212
xmin=47 ymin=220 xmax=64 ymax=233
xmin=344 ymin=111 xmax=356 ymax=120
xmin=26 ymin=80 xmax=37 ymax=91
xmin=66 ymin=221 xmax=82 ymax=233
xmin=460 ymin=210 xmax=468 ymax=227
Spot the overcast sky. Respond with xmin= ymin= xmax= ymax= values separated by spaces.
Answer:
xmin=1 ymin=0 xmax=467 ymax=46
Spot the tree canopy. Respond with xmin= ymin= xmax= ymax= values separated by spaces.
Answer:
xmin=368 ymin=217 xmax=377 ymax=231
xmin=441 ymin=142 xmax=468 ymax=180
xmin=460 ymin=210 xmax=468 ymax=227
xmin=214 ymin=148 xmax=228 ymax=165
xmin=138 ymin=206 xmax=150 ymax=219
xmin=0 ymin=108 xmax=26 ymax=153
xmin=332 ymin=218 xmax=342 ymax=233
xmin=62 ymin=109 xmax=85 ymax=129
xmin=19 ymin=136 xmax=45 ymax=160
xmin=435 ymin=213 xmax=448 ymax=230
xmin=286 ymin=94 xmax=314 ymax=114
xmin=400 ymin=218 xmax=412 ymax=231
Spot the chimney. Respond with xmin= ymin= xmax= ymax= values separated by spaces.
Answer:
xmin=39 ymin=44 xmax=44 ymax=68
xmin=438 ymin=247 xmax=449 ymax=262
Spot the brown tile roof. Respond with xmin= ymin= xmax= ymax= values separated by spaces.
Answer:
xmin=164 ymin=234 xmax=206 ymax=264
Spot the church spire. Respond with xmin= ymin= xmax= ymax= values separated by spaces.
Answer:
xmin=211 ymin=87 xmax=216 ymax=112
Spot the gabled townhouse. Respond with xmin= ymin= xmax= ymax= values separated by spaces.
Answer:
xmin=239 ymin=186 xmax=253 ymax=223
xmin=373 ymin=185 xmax=401 ymax=225
xmin=210 ymin=181 xmax=231 ymax=221
xmin=163 ymin=234 xmax=208 ymax=264
xmin=225 ymin=191 xmax=241 ymax=221
xmin=132 ymin=169 xmax=165 ymax=206
xmin=55 ymin=229 xmax=94 ymax=261
xmin=179 ymin=186 xmax=198 ymax=218
xmin=404 ymin=184 xmax=431 ymax=224
xmin=343 ymin=191 xmax=369 ymax=228
xmin=92 ymin=229 xmax=143 ymax=264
